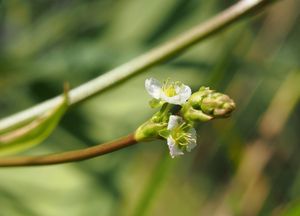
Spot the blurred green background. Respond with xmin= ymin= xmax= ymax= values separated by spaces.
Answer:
xmin=0 ymin=0 xmax=300 ymax=215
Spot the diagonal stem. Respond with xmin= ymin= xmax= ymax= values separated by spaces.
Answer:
xmin=0 ymin=0 xmax=275 ymax=131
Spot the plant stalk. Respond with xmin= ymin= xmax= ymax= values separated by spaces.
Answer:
xmin=0 ymin=134 xmax=136 ymax=167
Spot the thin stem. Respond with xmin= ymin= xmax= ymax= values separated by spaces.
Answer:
xmin=0 ymin=0 xmax=275 ymax=131
xmin=0 ymin=134 xmax=137 ymax=167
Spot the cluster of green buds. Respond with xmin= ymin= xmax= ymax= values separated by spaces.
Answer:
xmin=135 ymin=78 xmax=235 ymax=158
xmin=181 ymin=86 xmax=236 ymax=122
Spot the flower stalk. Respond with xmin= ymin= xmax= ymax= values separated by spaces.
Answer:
xmin=0 ymin=134 xmax=137 ymax=167
xmin=0 ymin=78 xmax=236 ymax=166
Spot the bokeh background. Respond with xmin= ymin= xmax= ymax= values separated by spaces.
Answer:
xmin=0 ymin=0 xmax=299 ymax=215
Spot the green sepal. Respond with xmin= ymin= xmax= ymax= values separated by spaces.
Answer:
xmin=149 ymin=98 xmax=164 ymax=108
xmin=158 ymin=129 xmax=170 ymax=139
xmin=134 ymin=121 xmax=167 ymax=141
xmin=135 ymin=102 xmax=174 ymax=142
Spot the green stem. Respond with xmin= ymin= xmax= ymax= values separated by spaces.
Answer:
xmin=0 ymin=0 xmax=275 ymax=132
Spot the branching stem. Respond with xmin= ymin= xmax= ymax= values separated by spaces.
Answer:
xmin=0 ymin=0 xmax=277 ymax=167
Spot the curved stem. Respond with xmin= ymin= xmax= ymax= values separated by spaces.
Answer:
xmin=0 ymin=134 xmax=137 ymax=167
xmin=0 ymin=0 xmax=275 ymax=131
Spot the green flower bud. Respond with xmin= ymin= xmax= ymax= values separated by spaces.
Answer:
xmin=134 ymin=121 xmax=167 ymax=141
xmin=181 ymin=86 xmax=235 ymax=122
xmin=134 ymin=103 xmax=173 ymax=141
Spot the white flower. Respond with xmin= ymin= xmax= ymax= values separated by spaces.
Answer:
xmin=145 ymin=78 xmax=191 ymax=105
xmin=167 ymin=115 xmax=197 ymax=158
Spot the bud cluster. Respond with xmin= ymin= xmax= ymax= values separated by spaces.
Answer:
xmin=182 ymin=86 xmax=236 ymax=122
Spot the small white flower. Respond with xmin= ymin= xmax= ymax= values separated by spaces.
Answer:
xmin=167 ymin=115 xmax=197 ymax=158
xmin=145 ymin=78 xmax=191 ymax=105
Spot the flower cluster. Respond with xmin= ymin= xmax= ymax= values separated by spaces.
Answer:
xmin=135 ymin=77 xmax=235 ymax=158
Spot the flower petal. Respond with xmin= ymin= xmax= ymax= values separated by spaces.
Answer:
xmin=167 ymin=115 xmax=183 ymax=130
xmin=186 ymin=128 xmax=197 ymax=152
xmin=167 ymin=137 xmax=184 ymax=158
xmin=161 ymin=94 xmax=181 ymax=105
xmin=178 ymin=85 xmax=192 ymax=103
xmin=145 ymin=78 xmax=162 ymax=99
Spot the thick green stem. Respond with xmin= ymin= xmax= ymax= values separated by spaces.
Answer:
xmin=0 ymin=0 xmax=275 ymax=132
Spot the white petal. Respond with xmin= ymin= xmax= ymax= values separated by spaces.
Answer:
xmin=186 ymin=128 xmax=197 ymax=152
xmin=178 ymin=85 xmax=192 ymax=102
xmin=167 ymin=115 xmax=183 ymax=130
xmin=167 ymin=137 xmax=184 ymax=158
xmin=161 ymin=94 xmax=182 ymax=105
xmin=145 ymin=78 xmax=162 ymax=99
xmin=160 ymin=84 xmax=191 ymax=105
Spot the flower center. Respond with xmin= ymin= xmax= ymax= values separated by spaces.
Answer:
xmin=171 ymin=123 xmax=195 ymax=146
xmin=162 ymin=80 xmax=181 ymax=97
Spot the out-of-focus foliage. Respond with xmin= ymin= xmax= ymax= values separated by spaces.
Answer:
xmin=0 ymin=0 xmax=299 ymax=216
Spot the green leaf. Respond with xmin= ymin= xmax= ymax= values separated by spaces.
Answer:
xmin=0 ymin=86 xmax=70 ymax=155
